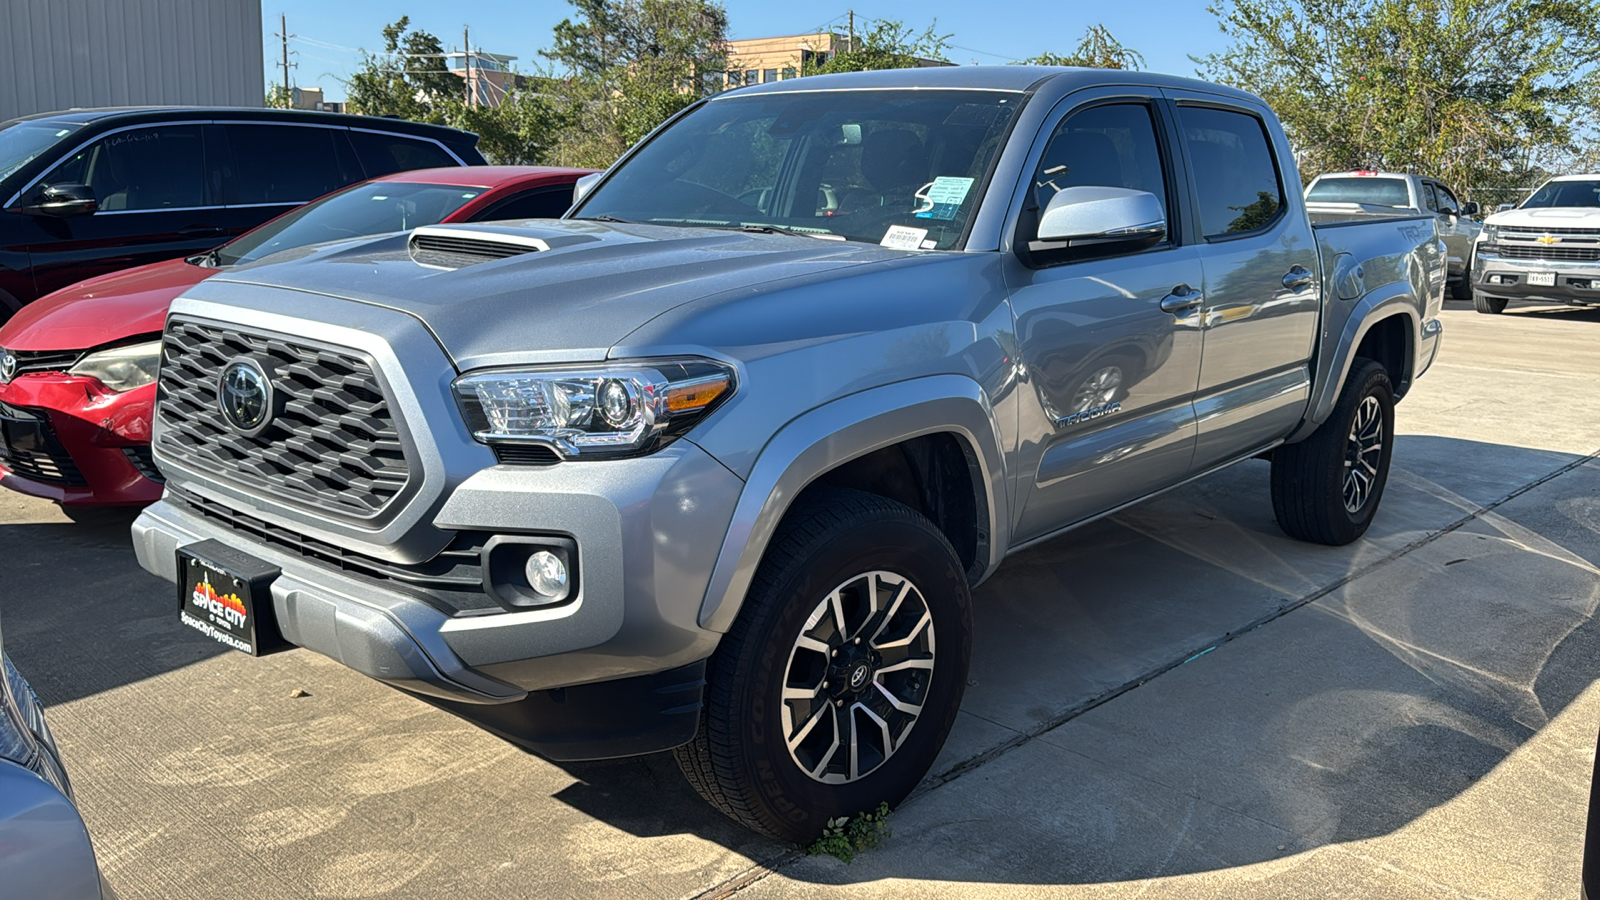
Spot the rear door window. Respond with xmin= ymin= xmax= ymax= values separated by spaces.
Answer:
xmin=222 ymin=124 xmax=358 ymax=205
xmin=41 ymin=124 xmax=208 ymax=211
xmin=348 ymin=131 xmax=457 ymax=177
xmin=1421 ymin=182 xmax=1441 ymax=212
xmin=1179 ymin=106 xmax=1284 ymax=237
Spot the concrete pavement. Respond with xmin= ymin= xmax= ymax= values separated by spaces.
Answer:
xmin=0 ymin=299 xmax=1595 ymax=898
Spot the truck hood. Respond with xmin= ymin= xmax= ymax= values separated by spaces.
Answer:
xmin=0 ymin=257 xmax=212 ymax=351
xmin=1484 ymin=206 xmax=1600 ymax=229
xmin=205 ymin=220 xmax=918 ymax=370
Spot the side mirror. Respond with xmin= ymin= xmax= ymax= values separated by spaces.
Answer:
xmin=20 ymin=183 xmax=98 ymax=217
xmin=1032 ymin=186 xmax=1165 ymax=255
xmin=1497 ymin=202 xmax=1515 ymax=213
xmin=570 ymin=172 xmax=603 ymax=208
xmin=1462 ymin=201 xmax=1480 ymax=217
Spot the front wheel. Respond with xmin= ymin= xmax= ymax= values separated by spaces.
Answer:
xmin=675 ymin=489 xmax=971 ymax=843
xmin=1270 ymin=359 xmax=1395 ymax=545
xmin=1472 ymin=290 xmax=1508 ymax=314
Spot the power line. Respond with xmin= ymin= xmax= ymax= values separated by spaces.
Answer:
xmin=949 ymin=43 xmax=1019 ymax=62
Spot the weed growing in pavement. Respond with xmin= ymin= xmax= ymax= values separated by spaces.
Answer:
xmin=807 ymin=802 xmax=892 ymax=862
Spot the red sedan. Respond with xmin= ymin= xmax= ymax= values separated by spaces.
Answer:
xmin=0 ymin=165 xmax=593 ymax=506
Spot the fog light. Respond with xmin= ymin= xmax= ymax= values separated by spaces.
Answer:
xmin=525 ymin=550 xmax=570 ymax=601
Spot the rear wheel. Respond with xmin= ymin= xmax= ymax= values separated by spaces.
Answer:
xmin=1270 ymin=359 xmax=1395 ymax=545
xmin=1450 ymin=265 xmax=1471 ymax=300
xmin=1472 ymin=290 xmax=1508 ymax=314
xmin=675 ymin=489 xmax=971 ymax=843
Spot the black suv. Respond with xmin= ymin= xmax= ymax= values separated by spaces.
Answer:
xmin=0 ymin=107 xmax=487 ymax=317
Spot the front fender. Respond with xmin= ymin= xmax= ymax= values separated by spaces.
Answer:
xmin=696 ymin=374 xmax=1010 ymax=633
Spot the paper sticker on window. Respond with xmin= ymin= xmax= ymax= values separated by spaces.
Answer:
xmin=914 ymin=176 xmax=976 ymax=220
xmin=881 ymin=225 xmax=929 ymax=250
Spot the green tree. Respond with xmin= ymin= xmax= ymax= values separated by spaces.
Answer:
xmin=264 ymin=85 xmax=293 ymax=109
xmin=345 ymin=16 xmax=462 ymax=121
xmin=342 ymin=17 xmax=563 ymax=165
xmin=541 ymin=0 xmax=731 ymax=168
xmin=1020 ymin=25 xmax=1144 ymax=70
xmin=801 ymin=19 xmax=951 ymax=76
xmin=1198 ymin=0 xmax=1600 ymax=199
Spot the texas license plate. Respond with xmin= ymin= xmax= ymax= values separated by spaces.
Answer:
xmin=177 ymin=540 xmax=284 ymax=656
xmin=1529 ymin=272 xmax=1557 ymax=287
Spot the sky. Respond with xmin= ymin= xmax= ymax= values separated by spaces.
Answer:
xmin=262 ymin=1 xmax=1234 ymax=102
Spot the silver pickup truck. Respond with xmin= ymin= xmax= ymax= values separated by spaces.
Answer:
xmin=132 ymin=67 xmax=1444 ymax=841
xmin=1305 ymin=170 xmax=1480 ymax=298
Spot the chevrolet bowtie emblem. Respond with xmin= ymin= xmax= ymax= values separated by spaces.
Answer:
xmin=1536 ymin=234 xmax=1560 ymax=244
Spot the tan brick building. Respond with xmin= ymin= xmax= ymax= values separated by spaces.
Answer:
xmin=720 ymin=33 xmax=952 ymax=91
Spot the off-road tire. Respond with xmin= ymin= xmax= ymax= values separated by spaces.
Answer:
xmin=674 ymin=489 xmax=971 ymax=843
xmin=1450 ymin=266 xmax=1471 ymax=301
xmin=1472 ymin=290 xmax=1507 ymax=314
xmin=1271 ymin=359 xmax=1395 ymax=545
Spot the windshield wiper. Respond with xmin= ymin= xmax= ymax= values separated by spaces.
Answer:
xmin=583 ymin=215 xmax=632 ymax=224
xmin=735 ymin=224 xmax=846 ymax=241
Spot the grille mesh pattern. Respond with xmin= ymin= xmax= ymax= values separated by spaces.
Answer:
xmin=408 ymin=233 xmax=539 ymax=268
xmin=155 ymin=319 xmax=410 ymax=517
xmin=123 ymin=447 xmax=164 ymax=483
xmin=1498 ymin=245 xmax=1600 ymax=262
xmin=0 ymin=401 xmax=86 ymax=486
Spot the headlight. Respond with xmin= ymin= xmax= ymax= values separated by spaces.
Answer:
xmin=453 ymin=358 xmax=735 ymax=459
xmin=68 ymin=339 xmax=161 ymax=391
xmin=1479 ymin=223 xmax=1500 ymax=248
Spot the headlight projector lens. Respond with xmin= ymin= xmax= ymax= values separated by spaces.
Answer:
xmin=525 ymin=550 xmax=570 ymax=601
xmin=598 ymin=379 xmax=634 ymax=427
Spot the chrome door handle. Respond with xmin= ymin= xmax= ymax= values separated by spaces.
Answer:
xmin=1160 ymin=285 xmax=1204 ymax=314
xmin=1282 ymin=266 xmax=1314 ymax=290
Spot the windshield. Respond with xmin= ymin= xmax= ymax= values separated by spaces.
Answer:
xmin=1306 ymin=177 xmax=1410 ymax=207
xmin=1520 ymin=180 xmax=1600 ymax=209
xmin=0 ymin=120 xmax=83 ymax=185
xmin=574 ymin=89 xmax=1021 ymax=249
xmin=211 ymin=181 xmax=485 ymax=266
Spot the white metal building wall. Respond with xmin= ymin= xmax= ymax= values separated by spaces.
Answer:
xmin=1 ymin=0 xmax=265 ymax=122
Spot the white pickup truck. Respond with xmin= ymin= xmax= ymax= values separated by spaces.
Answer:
xmin=1470 ymin=174 xmax=1600 ymax=314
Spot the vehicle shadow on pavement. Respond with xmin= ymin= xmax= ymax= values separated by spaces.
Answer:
xmin=1442 ymin=297 xmax=1600 ymax=323
xmin=734 ymin=439 xmax=1600 ymax=888
xmin=0 ymin=505 xmax=231 ymax=705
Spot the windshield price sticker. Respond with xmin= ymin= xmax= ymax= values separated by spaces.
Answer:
xmin=915 ymin=176 xmax=976 ymax=220
xmin=880 ymin=225 xmax=930 ymax=250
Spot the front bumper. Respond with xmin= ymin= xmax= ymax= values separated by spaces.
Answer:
xmin=1472 ymin=248 xmax=1600 ymax=306
xmin=0 ymin=374 xmax=161 ymax=506
xmin=133 ymin=440 xmax=743 ymax=758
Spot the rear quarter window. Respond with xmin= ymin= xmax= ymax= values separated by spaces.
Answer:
xmin=1179 ymin=106 xmax=1285 ymax=237
xmin=223 ymin=124 xmax=359 ymax=205
xmin=349 ymin=132 xmax=457 ymax=177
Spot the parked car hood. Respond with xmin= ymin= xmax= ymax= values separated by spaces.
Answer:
xmin=0 ymin=258 xmax=211 ymax=351
xmin=207 ymin=220 xmax=924 ymax=370
xmin=1484 ymin=206 xmax=1600 ymax=230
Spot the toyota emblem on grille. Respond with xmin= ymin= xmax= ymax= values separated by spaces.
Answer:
xmin=0 ymin=352 xmax=15 ymax=384
xmin=218 ymin=358 xmax=274 ymax=434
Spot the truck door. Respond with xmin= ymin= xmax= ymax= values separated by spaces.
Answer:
xmin=1427 ymin=181 xmax=1475 ymax=281
xmin=1167 ymin=97 xmax=1320 ymax=472
xmin=1003 ymin=93 xmax=1204 ymax=543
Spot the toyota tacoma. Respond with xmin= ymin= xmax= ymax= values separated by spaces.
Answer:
xmin=131 ymin=66 xmax=1444 ymax=842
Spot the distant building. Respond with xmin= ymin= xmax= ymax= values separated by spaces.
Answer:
xmin=720 ymin=33 xmax=952 ymax=91
xmin=1 ymin=0 xmax=264 ymax=121
xmin=445 ymin=51 xmax=532 ymax=107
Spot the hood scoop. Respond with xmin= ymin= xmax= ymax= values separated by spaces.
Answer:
xmin=408 ymin=226 xmax=551 ymax=269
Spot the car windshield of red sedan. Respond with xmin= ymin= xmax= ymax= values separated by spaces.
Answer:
xmin=208 ymin=181 xmax=486 ymax=266
xmin=0 ymin=120 xmax=84 ymax=184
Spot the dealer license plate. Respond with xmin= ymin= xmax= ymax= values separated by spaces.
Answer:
xmin=1529 ymin=272 xmax=1557 ymax=287
xmin=177 ymin=540 xmax=283 ymax=655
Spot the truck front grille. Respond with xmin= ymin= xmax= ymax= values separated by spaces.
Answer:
xmin=1498 ymin=244 xmax=1600 ymax=262
xmin=154 ymin=319 xmax=411 ymax=518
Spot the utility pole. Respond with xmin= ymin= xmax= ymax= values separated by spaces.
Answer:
xmin=280 ymin=14 xmax=291 ymax=98
xmin=847 ymin=10 xmax=854 ymax=53
xmin=463 ymin=26 xmax=472 ymax=108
